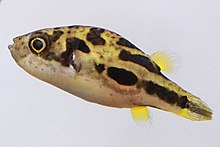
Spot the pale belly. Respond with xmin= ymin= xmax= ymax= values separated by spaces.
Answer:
xmin=18 ymin=55 xmax=177 ymax=112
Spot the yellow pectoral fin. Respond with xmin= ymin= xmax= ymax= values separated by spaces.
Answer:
xmin=131 ymin=106 xmax=150 ymax=122
xmin=151 ymin=51 xmax=174 ymax=72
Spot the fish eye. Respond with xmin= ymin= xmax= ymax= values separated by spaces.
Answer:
xmin=29 ymin=37 xmax=47 ymax=53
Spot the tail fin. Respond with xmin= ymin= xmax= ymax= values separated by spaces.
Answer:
xmin=175 ymin=95 xmax=212 ymax=121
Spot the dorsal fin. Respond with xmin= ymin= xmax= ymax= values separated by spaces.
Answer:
xmin=151 ymin=51 xmax=174 ymax=72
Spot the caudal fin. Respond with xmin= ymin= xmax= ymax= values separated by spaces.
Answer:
xmin=175 ymin=95 xmax=212 ymax=121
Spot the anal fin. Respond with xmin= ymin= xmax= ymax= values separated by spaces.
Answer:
xmin=131 ymin=106 xmax=150 ymax=122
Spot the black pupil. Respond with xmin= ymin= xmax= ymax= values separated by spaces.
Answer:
xmin=33 ymin=39 xmax=44 ymax=50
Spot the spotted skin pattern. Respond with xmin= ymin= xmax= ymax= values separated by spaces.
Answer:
xmin=9 ymin=25 xmax=212 ymax=121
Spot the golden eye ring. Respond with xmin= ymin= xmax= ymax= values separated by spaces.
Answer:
xmin=30 ymin=37 xmax=47 ymax=53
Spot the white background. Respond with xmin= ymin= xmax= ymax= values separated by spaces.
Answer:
xmin=0 ymin=0 xmax=220 ymax=147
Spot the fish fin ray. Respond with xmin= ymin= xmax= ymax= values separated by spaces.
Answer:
xmin=151 ymin=51 xmax=174 ymax=72
xmin=131 ymin=106 xmax=150 ymax=123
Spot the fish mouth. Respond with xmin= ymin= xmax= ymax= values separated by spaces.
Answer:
xmin=8 ymin=37 xmax=16 ymax=51
xmin=8 ymin=38 xmax=19 ymax=62
xmin=8 ymin=44 xmax=13 ymax=51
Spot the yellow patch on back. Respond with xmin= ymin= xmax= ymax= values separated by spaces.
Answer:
xmin=151 ymin=51 xmax=174 ymax=72
xmin=131 ymin=106 xmax=150 ymax=122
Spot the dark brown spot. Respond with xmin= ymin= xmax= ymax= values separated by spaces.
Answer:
xmin=95 ymin=63 xmax=105 ymax=73
xmin=116 ymin=38 xmax=140 ymax=51
xmin=107 ymin=67 xmax=138 ymax=86
xmin=54 ymin=26 xmax=61 ymax=30
xmin=67 ymin=25 xmax=80 ymax=29
xmin=177 ymin=96 xmax=189 ymax=108
xmin=61 ymin=50 xmax=74 ymax=67
xmin=67 ymin=37 xmax=90 ymax=53
xmin=86 ymin=27 xmax=106 ymax=45
xmin=156 ymin=85 xmax=168 ymax=101
xmin=61 ymin=38 xmax=76 ymax=66
xmin=51 ymin=30 xmax=64 ymax=42
xmin=167 ymin=91 xmax=179 ymax=104
xmin=61 ymin=37 xmax=90 ymax=66
xmin=119 ymin=50 xmax=161 ymax=74
xmin=77 ymin=39 xmax=90 ymax=53
xmin=145 ymin=81 xmax=179 ymax=105
xmin=145 ymin=81 xmax=156 ymax=94
xmin=67 ymin=30 xmax=71 ymax=34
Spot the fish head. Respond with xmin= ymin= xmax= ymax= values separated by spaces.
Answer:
xmin=8 ymin=28 xmax=77 ymax=89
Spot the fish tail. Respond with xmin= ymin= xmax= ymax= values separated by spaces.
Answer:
xmin=150 ymin=51 xmax=212 ymax=121
xmin=174 ymin=94 xmax=212 ymax=121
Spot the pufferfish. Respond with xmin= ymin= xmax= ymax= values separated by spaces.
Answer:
xmin=9 ymin=25 xmax=212 ymax=122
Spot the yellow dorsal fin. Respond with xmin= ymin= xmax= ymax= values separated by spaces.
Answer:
xmin=131 ymin=106 xmax=150 ymax=122
xmin=151 ymin=51 xmax=174 ymax=72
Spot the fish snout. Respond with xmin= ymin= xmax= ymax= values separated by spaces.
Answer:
xmin=8 ymin=36 xmax=19 ymax=51
xmin=8 ymin=44 xmax=13 ymax=51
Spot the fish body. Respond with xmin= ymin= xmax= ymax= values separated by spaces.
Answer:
xmin=9 ymin=25 xmax=212 ymax=121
